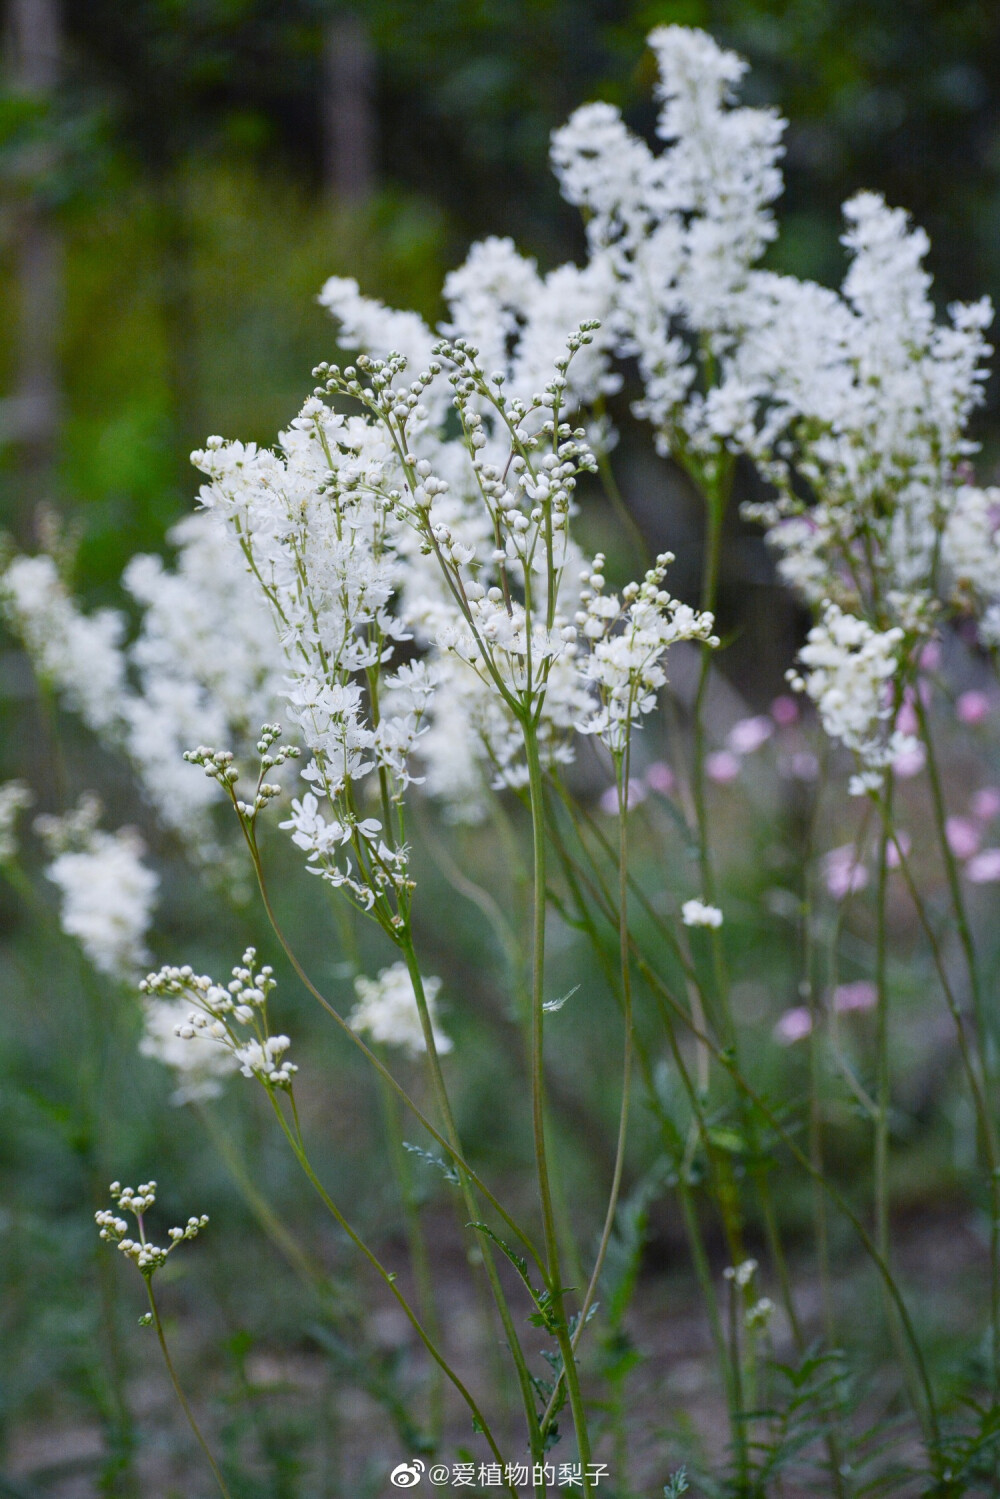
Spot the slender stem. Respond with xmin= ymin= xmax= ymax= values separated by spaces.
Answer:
xmin=890 ymin=819 xmax=1000 ymax=1397
xmin=569 ymin=750 xmax=635 ymax=1339
xmin=539 ymin=745 xmax=637 ymax=1448
xmin=540 ymin=810 xmax=745 ymax=1461
xmin=631 ymin=946 xmax=943 ymax=1459
xmin=397 ymin=933 xmax=544 ymax=1459
xmin=238 ymin=819 xmax=546 ymax=1278
xmin=269 ymin=1093 xmax=515 ymax=1490
xmin=915 ymin=696 xmax=989 ymax=1063
xmin=374 ymin=1066 xmax=445 ymax=1443
xmin=874 ymin=781 xmax=893 ymax=1270
xmin=145 ymin=1279 xmax=233 ymax=1499
xmin=524 ymin=719 xmax=594 ymax=1488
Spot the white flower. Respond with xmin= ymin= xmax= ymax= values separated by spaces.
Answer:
xmin=349 ymin=962 xmax=451 ymax=1058
xmin=140 ymin=948 xmax=296 ymax=1098
xmin=575 ymin=552 xmax=717 ymax=752
xmin=682 ymin=898 xmax=723 ymax=928
xmin=37 ymin=797 xmax=157 ymax=982
xmin=1 ymin=554 xmax=127 ymax=733
xmin=787 ymin=603 xmax=914 ymax=784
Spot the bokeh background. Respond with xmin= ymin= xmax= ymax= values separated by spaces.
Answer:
xmin=4 ymin=3 xmax=1000 ymax=1495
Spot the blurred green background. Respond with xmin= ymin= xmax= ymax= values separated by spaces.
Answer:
xmin=4 ymin=2 xmax=1000 ymax=1494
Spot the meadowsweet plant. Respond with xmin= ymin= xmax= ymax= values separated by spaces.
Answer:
xmin=7 ymin=22 xmax=1000 ymax=1497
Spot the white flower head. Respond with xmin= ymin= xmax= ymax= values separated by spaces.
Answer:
xmin=349 ymin=962 xmax=451 ymax=1058
xmin=682 ymin=898 xmax=723 ymax=929
xmin=37 ymin=797 xmax=157 ymax=982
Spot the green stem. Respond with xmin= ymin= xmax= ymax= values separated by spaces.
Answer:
xmin=874 ymin=781 xmax=893 ymax=1271
xmin=375 ymin=1066 xmax=445 ymax=1444
xmin=238 ymin=819 xmax=546 ymax=1277
xmin=269 ymin=1093 xmax=514 ymax=1490
xmin=524 ymin=720 xmax=594 ymax=1489
xmin=632 ymin=947 xmax=943 ymax=1460
xmin=397 ymin=934 xmax=544 ymax=1459
xmin=145 ymin=1279 xmax=233 ymax=1499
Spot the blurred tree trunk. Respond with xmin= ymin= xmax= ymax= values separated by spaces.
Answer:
xmin=5 ymin=0 xmax=62 ymax=537
xmin=323 ymin=12 xmax=375 ymax=204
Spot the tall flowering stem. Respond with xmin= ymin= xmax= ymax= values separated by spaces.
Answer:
xmin=524 ymin=719 xmax=594 ymax=1486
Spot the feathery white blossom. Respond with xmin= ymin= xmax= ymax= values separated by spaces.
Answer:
xmin=36 ymin=796 xmax=158 ymax=981
xmin=349 ymin=962 xmax=451 ymax=1057
xmin=787 ymin=604 xmax=915 ymax=788
xmin=1 ymin=554 xmax=127 ymax=733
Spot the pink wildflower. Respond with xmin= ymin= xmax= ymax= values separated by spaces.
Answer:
xmin=774 ymin=1007 xmax=813 ymax=1044
xmin=705 ymin=750 xmax=741 ymax=784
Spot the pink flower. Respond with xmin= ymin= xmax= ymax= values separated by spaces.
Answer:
xmin=892 ymin=742 xmax=926 ymax=779
xmin=971 ymin=787 xmax=1000 ymax=822
xmin=770 ymin=695 xmax=799 ymax=727
xmin=774 ymin=1007 xmax=813 ymax=1044
xmin=823 ymin=845 xmax=869 ymax=900
xmin=781 ymin=750 xmax=819 ymax=781
xmin=727 ymin=715 xmax=773 ymax=755
xmin=966 ymin=848 xmax=1000 ymax=883
xmin=706 ymin=750 xmax=741 ymax=784
xmin=919 ymin=641 xmax=942 ymax=672
xmin=946 ymin=816 xmax=981 ymax=861
xmin=599 ymin=779 xmax=648 ymax=815
xmin=833 ymin=980 xmax=877 ymax=1013
xmin=957 ymin=690 xmax=991 ymax=726
xmin=895 ymin=700 xmax=919 ymax=736
xmin=886 ymin=831 xmax=911 ymax=868
xmin=644 ymin=760 xmax=676 ymax=796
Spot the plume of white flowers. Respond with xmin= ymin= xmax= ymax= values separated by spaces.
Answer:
xmin=1 ymin=554 xmax=127 ymax=733
xmin=575 ymin=551 xmax=718 ymax=753
xmin=551 ymin=25 xmax=785 ymax=451
xmin=741 ymin=196 xmax=992 ymax=616
xmin=349 ymin=961 xmax=451 ymax=1058
xmin=1 ymin=518 xmax=286 ymax=856
xmin=941 ymin=486 xmax=1000 ymax=643
xmin=787 ymin=604 xmax=916 ymax=791
xmin=36 ymin=795 xmax=158 ymax=981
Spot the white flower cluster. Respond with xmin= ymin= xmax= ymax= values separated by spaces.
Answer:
xmin=787 ymin=604 xmax=916 ymax=791
xmin=96 ymin=1180 xmax=208 ymax=1277
xmin=741 ymin=193 xmax=993 ymax=615
xmin=552 ymin=24 xmax=784 ymax=452
xmin=0 ymin=780 xmax=33 ymax=863
xmin=682 ymin=899 xmax=723 ymax=929
xmin=348 ymin=962 xmax=451 ymax=1058
xmin=941 ymin=486 xmax=1000 ymax=644
xmin=6 ymin=23 xmax=999 ymax=836
xmin=36 ymin=795 xmax=158 ymax=982
xmin=139 ymin=948 xmax=294 ymax=1104
xmin=575 ymin=551 xmax=717 ymax=753
xmin=1 ymin=554 xmax=127 ymax=733
xmin=1 ymin=517 xmax=286 ymax=856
